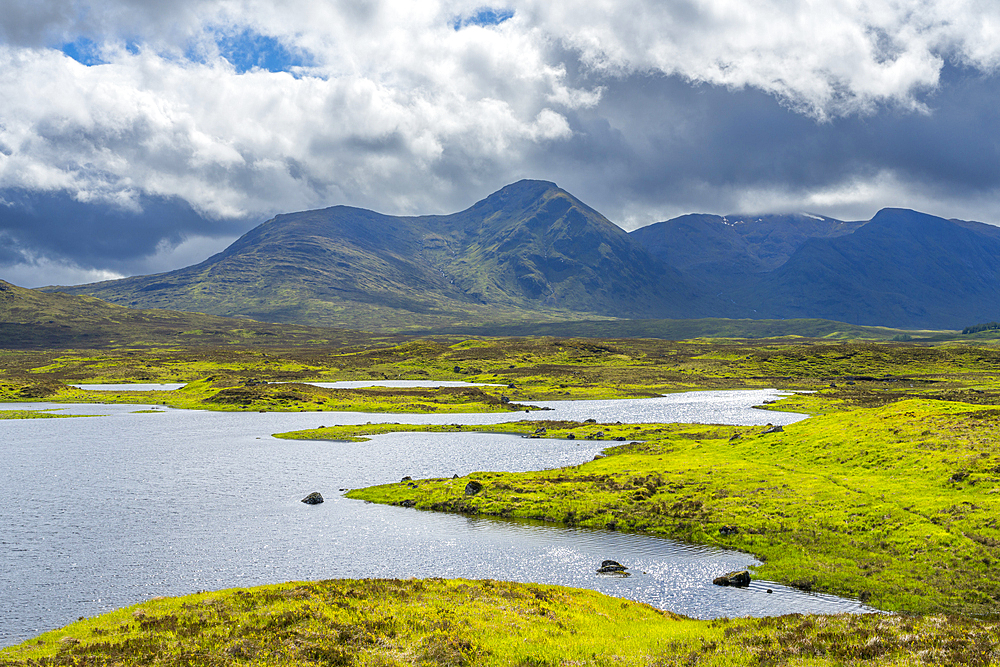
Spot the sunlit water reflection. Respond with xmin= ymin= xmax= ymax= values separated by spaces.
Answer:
xmin=1 ymin=391 xmax=871 ymax=647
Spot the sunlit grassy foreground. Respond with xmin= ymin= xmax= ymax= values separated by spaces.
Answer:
xmin=2 ymin=578 xmax=996 ymax=667
xmin=337 ymin=399 xmax=1000 ymax=616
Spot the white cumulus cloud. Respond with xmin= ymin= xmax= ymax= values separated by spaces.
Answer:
xmin=1 ymin=0 xmax=1000 ymax=282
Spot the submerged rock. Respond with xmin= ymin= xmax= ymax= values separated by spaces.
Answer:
xmin=712 ymin=570 xmax=751 ymax=587
xmin=301 ymin=492 xmax=324 ymax=505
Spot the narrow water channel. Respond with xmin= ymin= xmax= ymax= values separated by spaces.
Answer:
xmin=0 ymin=390 xmax=871 ymax=648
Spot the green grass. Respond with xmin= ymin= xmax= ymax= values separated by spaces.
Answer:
xmin=273 ymin=419 xmax=641 ymax=442
xmin=347 ymin=399 xmax=1000 ymax=615
xmin=2 ymin=579 xmax=996 ymax=666
xmin=8 ymin=337 xmax=1000 ymax=660
xmin=0 ymin=375 xmax=538 ymax=414
xmin=7 ymin=338 xmax=1000 ymax=413
xmin=0 ymin=409 xmax=90 ymax=419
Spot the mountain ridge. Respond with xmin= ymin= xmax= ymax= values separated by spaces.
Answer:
xmin=49 ymin=180 xmax=700 ymax=329
xmin=42 ymin=180 xmax=1000 ymax=330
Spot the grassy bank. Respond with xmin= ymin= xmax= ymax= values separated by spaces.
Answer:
xmin=2 ymin=578 xmax=996 ymax=666
xmin=344 ymin=399 xmax=1000 ymax=615
xmin=0 ymin=409 xmax=91 ymax=419
xmin=0 ymin=376 xmax=537 ymax=414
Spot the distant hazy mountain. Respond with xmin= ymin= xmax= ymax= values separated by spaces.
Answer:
xmin=630 ymin=212 xmax=865 ymax=273
xmin=49 ymin=181 xmax=699 ymax=330
xmin=44 ymin=181 xmax=1000 ymax=330
xmin=733 ymin=208 xmax=1000 ymax=328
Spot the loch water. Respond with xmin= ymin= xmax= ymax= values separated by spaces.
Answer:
xmin=1 ymin=390 xmax=872 ymax=647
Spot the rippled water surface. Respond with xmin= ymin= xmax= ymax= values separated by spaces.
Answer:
xmin=1 ymin=391 xmax=870 ymax=647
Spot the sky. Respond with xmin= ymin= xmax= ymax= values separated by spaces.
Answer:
xmin=1 ymin=0 xmax=999 ymax=287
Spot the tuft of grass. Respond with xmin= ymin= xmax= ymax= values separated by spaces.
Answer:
xmin=2 ymin=579 xmax=997 ymax=666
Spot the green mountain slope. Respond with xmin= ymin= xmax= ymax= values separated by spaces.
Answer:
xmin=0 ymin=280 xmax=361 ymax=348
xmin=51 ymin=181 xmax=696 ymax=330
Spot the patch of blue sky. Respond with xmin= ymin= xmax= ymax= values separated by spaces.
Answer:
xmin=60 ymin=37 xmax=107 ymax=66
xmin=452 ymin=8 xmax=515 ymax=30
xmin=214 ymin=29 xmax=313 ymax=74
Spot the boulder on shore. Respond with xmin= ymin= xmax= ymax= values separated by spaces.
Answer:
xmin=464 ymin=480 xmax=483 ymax=496
xmin=301 ymin=492 xmax=324 ymax=505
xmin=712 ymin=570 xmax=751 ymax=587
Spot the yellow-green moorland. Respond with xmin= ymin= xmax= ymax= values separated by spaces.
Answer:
xmin=2 ymin=578 xmax=996 ymax=667
xmin=0 ymin=375 xmax=535 ymax=414
xmin=335 ymin=399 xmax=1000 ymax=616
xmin=7 ymin=337 xmax=1000 ymax=411
xmin=0 ymin=409 xmax=90 ymax=419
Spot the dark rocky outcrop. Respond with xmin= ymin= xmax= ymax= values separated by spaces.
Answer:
xmin=712 ymin=570 xmax=751 ymax=587
xmin=301 ymin=492 xmax=324 ymax=505
xmin=464 ymin=480 xmax=483 ymax=496
xmin=597 ymin=560 xmax=630 ymax=576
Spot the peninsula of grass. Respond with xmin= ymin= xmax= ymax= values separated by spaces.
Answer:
xmin=0 ymin=409 xmax=90 ymax=419
xmin=3 ymin=579 xmax=996 ymax=667
xmin=0 ymin=375 xmax=537 ymax=414
xmin=273 ymin=419 xmax=651 ymax=442
xmin=347 ymin=399 xmax=1000 ymax=616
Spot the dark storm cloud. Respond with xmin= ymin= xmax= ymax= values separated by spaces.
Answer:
xmin=523 ymin=61 xmax=1000 ymax=225
xmin=0 ymin=190 xmax=253 ymax=274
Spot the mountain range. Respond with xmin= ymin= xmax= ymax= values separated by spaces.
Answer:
xmin=45 ymin=180 xmax=1000 ymax=330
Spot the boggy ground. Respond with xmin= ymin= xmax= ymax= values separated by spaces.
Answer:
xmin=2 ymin=579 xmax=996 ymax=667
xmin=6 ymin=337 xmax=1000 ymax=662
xmin=3 ymin=336 xmax=1000 ymax=412
xmin=0 ymin=374 xmax=534 ymax=414
xmin=326 ymin=398 xmax=1000 ymax=617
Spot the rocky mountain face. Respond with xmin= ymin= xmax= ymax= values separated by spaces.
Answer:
xmin=45 ymin=181 xmax=1000 ymax=330
xmin=50 ymin=181 xmax=700 ymax=330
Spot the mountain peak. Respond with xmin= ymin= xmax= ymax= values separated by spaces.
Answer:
xmin=467 ymin=179 xmax=562 ymax=216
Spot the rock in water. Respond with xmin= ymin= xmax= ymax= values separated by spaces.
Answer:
xmin=712 ymin=570 xmax=751 ymax=587
xmin=301 ymin=492 xmax=324 ymax=505
xmin=597 ymin=559 xmax=629 ymax=575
